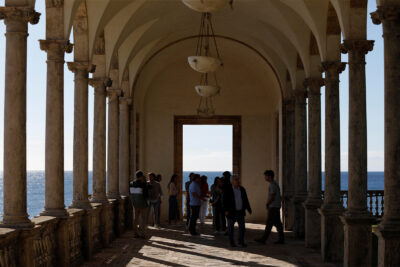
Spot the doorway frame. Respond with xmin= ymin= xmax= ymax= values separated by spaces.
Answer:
xmin=174 ymin=115 xmax=242 ymax=217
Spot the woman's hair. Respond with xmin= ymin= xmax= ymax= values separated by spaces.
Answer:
xmin=213 ymin=177 xmax=220 ymax=186
xmin=168 ymin=174 xmax=178 ymax=187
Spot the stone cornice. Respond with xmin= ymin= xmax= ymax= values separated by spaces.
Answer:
xmin=46 ymin=0 xmax=64 ymax=8
xmin=89 ymin=77 xmax=112 ymax=88
xmin=340 ymin=40 xmax=374 ymax=55
xmin=67 ymin=62 xmax=96 ymax=74
xmin=371 ymin=6 xmax=400 ymax=25
xmin=0 ymin=7 xmax=40 ymax=25
xmin=39 ymin=39 xmax=73 ymax=54
xmin=107 ymin=88 xmax=122 ymax=102
xmin=320 ymin=61 xmax=347 ymax=75
xmin=119 ymin=97 xmax=132 ymax=107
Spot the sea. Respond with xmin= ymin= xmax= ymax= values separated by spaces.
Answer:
xmin=0 ymin=171 xmax=384 ymax=219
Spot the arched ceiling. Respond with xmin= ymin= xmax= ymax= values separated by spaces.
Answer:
xmin=62 ymin=0 xmax=359 ymax=97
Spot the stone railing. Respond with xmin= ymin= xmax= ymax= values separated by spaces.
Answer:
xmin=182 ymin=191 xmax=213 ymax=218
xmin=0 ymin=196 xmax=133 ymax=266
xmin=321 ymin=190 xmax=384 ymax=218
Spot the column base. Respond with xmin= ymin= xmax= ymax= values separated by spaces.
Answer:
xmin=303 ymin=197 xmax=322 ymax=248
xmin=90 ymin=197 xmax=109 ymax=204
xmin=283 ymin=194 xmax=295 ymax=230
xmin=293 ymin=194 xmax=306 ymax=238
xmin=106 ymin=194 xmax=121 ymax=200
xmin=69 ymin=200 xmax=93 ymax=210
xmin=0 ymin=215 xmax=34 ymax=229
xmin=340 ymin=211 xmax=376 ymax=267
xmin=374 ymin=221 xmax=400 ymax=267
xmin=40 ymin=208 xmax=69 ymax=218
xmin=318 ymin=204 xmax=344 ymax=262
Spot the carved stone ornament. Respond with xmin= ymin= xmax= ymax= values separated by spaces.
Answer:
xmin=371 ymin=6 xmax=400 ymax=25
xmin=0 ymin=7 xmax=41 ymax=25
xmin=39 ymin=39 xmax=73 ymax=54
xmin=46 ymin=0 xmax=64 ymax=8
xmin=340 ymin=40 xmax=374 ymax=55
xmin=320 ymin=61 xmax=347 ymax=74
xmin=67 ymin=62 xmax=96 ymax=74
xmin=303 ymin=77 xmax=325 ymax=95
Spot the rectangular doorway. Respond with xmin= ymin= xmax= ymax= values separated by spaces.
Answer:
xmin=174 ymin=116 xmax=241 ymax=218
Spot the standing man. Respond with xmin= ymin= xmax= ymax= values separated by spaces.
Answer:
xmin=147 ymin=173 xmax=163 ymax=228
xmin=255 ymin=170 xmax=285 ymax=244
xmin=223 ymin=176 xmax=252 ymax=247
xmin=199 ymin=175 xmax=210 ymax=224
xmin=188 ymin=174 xmax=205 ymax=236
xmin=185 ymin=172 xmax=195 ymax=231
xmin=130 ymin=171 xmax=151 ymax=238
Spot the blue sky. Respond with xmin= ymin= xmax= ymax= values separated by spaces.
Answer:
xmin=0 ymin=1 xmax=384 ymax=171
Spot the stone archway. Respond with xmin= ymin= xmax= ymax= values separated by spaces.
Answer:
xmin=173 ymin=115 xmax=242 ymax=217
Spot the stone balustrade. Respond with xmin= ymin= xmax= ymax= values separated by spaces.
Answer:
xmin=0 ymin=198 xmax=132 ymax=266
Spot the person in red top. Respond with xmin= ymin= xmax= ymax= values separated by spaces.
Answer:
xmin=199 ymin=175 xmax=210 ymax=224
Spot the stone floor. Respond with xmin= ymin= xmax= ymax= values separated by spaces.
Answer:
xmin=83 ymin=221 xmax=339 ymax=267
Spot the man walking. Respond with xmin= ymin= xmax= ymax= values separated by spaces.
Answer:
xmin=130 ymin=171 xmax=151 ymax=239
xmin=147 ymin=172 xmax=163 ymax=228
xmin=255 ymin=170 xmax=284 ymax=244
xmin=223 ymin=176 xmax=252 ymax=247
xmin=185 ymin=172 xmax=195 ymax=230
xmin=188 ymin=174 xmax=205 ymax=236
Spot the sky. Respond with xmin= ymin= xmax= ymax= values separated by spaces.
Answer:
xmin=0 ymin=1 xmax=384 ymax=172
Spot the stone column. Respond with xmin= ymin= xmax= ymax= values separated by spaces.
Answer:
xmin=68 ymin=62 xmax=94 ymax=209
xmin=107 ymin=89 xmax=121 ymax=199
xmin=340 ymin=40 xmax=376 ymax=267
xmin=0 ymin=7 xmax=40 ymax=228
xmin=282 ymin=97 xmax=296 ymax=230
xmin=293 ymin=89 xmax=308 ymax=238
xmin=319 ymin=61 xmax=346 ymax=262
xmin=39 ymin=40 xmax=72 ymax=217
xmin=303 ymin=78 xmax=324 ymax=248
xmin=89 ymin=78 xmax=111 ymax=203
xmin=119 ymin=97 xmax=132 ymax=196
xmin=371 ymin=6 xmax=400 ymax=267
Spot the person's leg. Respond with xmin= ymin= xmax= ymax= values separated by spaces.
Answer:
xmin=147 ymin=203 xmax=152 ymax=225
xmin=189 ymin=206 xmax=198 ymax=234
xmin=256 ymin=209 xmax=274 ymax=243
xmin=215 ymin=206 xmax=221 ymax=232
xmin=174 ymin=196 xmax=180 ymax=222
xmin=199 ymin=200 xmax=205 ymax=223
xmin=237 ymin=214 xmax=246 ymax=245
xmin=186 ymin=201 xmax=191 ymax=227
xmin=227 ymin=217 xmax=237 ymax=246
xmin=272 ymin=208 xmax=285 ymax=242
xmin=154 ymin=201 xmax=160 ymax=226
xmin=133 ymin=207 xmax=140 ymax=236
xmin=141 ymin=207 xmax=148 ymax=237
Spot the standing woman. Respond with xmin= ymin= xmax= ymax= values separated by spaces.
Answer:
xmin=168 ymin=174 xmax=180 ymax=224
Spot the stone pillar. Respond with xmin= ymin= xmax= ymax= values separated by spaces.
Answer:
xmin=39 ymin=40 xmax=72 ymax=217
xmin=0 ymin=7 xmax=40 ymax=228
xmin=107 ymin=89 xmax=121 ymax=199
xmin=371 ymin=6 xmax=400 ymax=267
xmin=319 ymin=61 xmax=346 ymax=262
xmin=68 ymin=62 xmax=94 ymax=209
xmin=282 ymin=97 xmax=296 ymax=230
xmin=89 ymin=78 xmax=111 ymax=203
xmin=340 ymin=40 xmax=376 ymax=267
xmin=119 ymin=97 xmax=132 ymax=196
xmin=293 ymin=89 xmax=308 ymax=238
xmin=303 ymin=78 xmax=324 ymax=248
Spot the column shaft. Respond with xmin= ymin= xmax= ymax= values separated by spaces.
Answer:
xmin=371 ymin=6 xmax=400 ymax=267
xmin=0 ymin=7 xmax=40 ymax=228
xmin=90 ymin=78 xmax=110 ymax=203
xmin=293 ymin=90 xmax=307 ymax=238
xmin=40 ymin=40 xmax=72 ymax=217
xmin=304 ymin=78 xmax=324 ymax=248
xmin=107 ymin=89 xmax=121 ymax=199
xmin=319 ymin=61 xmax=346 ymax=262
xmin=68 ymin=62 xmax=92 ymax=209
xmin=119 ymin=98 xmax=131 ymax=196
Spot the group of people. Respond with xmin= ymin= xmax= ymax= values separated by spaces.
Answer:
xmin=186 ymin=170 xmax=284 ymax=248
xmin=129 ymin=169 xmax=285 ymax=248
xmin=129 ymin=171 xmax=181 ymax=239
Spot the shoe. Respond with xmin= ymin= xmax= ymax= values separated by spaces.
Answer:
xmin=238 ymin=243 xmax=247 ymax=248
xmin=254 ymin=238 xmax=266 ymax=244
xmin=190 ymin=232 xmax=200 ymax=236
xmin=230 ymin=242 xmax=237 ymax=247
xmin=274 ymin=240 xmax=284 ymax=244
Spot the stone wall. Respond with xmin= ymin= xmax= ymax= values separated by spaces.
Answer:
xmin=0 ymin=198 xmax=132 ymax=267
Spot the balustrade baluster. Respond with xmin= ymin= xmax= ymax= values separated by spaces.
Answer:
xmin=375 ymin=192 xmax=379 ymax=216
xmin=369 ymin=192 xmax=373 ymax=214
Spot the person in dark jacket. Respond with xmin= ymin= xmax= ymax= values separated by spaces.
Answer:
xmin=130 ymin=170 xmax=151 ymax=238
xmin=223 ymin=175 xmax=252 ymax=247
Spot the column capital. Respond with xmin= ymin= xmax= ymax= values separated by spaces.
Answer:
xmin=119 ymin=97 xmax=132 ymax=106
xmin=295 ymin=89 xmax=308 ymax=104
xmin=39 ymin=39 xmax=73 ymax=54
xmin=283 ymin=96 xmax=296 ymax=111
xmin=371 ymin=5 xmax=400 ymax=25
xmin=107 ymin=88 xmax=122 ymax=102
xmin=304 ymin=77 xmax=324 ymax=96
xmin=320 ymin=61 xmax=347 ymax=75
xmin=89 ymin=77 xmax=112 ymax=88
xmin=341 ymin=40 xmax=374 ymax=55
xmin=46 ymin=0 xmax=65 ymax=8
xmin=67 ymin=61 xmax=96 ymax=74
xmin=0 ymin=7 xmax=40 ymax=25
